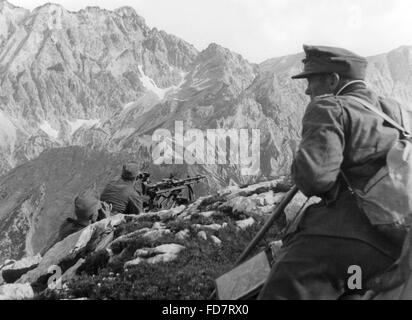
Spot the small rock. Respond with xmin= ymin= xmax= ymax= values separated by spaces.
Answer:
xmin=259 ymin=205 xmax=276 ymax=215
xmin=0 ymin=260 xmax=14 ymax=272
xmin=154 ymin=244 xmax=185 ymax=255
xmin=156 ymin=205 xmax=187 ymax=220
xmin=106 ymin=214 xmax=127 ymax=228
xmin=270 ymin=240 xmax=284 ymax=260
xmin=197 ymin=231 xmax=208 ymax=241
xmin=194 ymin=223 xmax=222 ymax=232
xmin=133 ymin=248 xmax=152 ymax=258
xmin=175 ymin=229 xmax=190 ymax=240
xmin=95 ymin=232 xmax=114 ymax=252
xmin=210 ymin=236 xmax=222 ymax=246
xmin=1 ymin=255 xmax=42 ymax=272
xmin=171 ymin=205 xmax=186 ymax=216
xmin=125 ymin=244 xmax=185 ymax=267
xmin=152 ymin=222 xmax=166 ymax=229
xmin=142 ymin=229 xmax=172 ymax=242
xmin=198 ymin=211 xmax=216 ymax=218
xmin=146 ymin=254 xmax=175 ymax=264
xmin=0 ymin=283 xmax=34 ymax=300
xmin=124 ymin=258 xmax=144 ymax=268
xmin=147 ymin=244 xmax=185 ymax=264
xmin=236 ymin=218 xmax=255 ymax=230
xmin=262 ymin=191 xmax=276 ymax=206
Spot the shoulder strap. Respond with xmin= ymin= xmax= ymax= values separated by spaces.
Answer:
xmin=400 ymin=107 xmax=411 ymax=133
xmin=346 ymin=95 xmax=412 ymax=136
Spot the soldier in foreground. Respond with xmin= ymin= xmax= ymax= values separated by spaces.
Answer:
xmin=258 ymin=45 xmax=407 ymax=300
xmin=100 ymin=162 xmax=143 ymax=215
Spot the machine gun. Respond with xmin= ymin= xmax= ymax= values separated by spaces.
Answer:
xmin=138 ymin=174 xmax=207 ymax=211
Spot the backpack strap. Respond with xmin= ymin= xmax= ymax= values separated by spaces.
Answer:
xmin=400 ymin=107 xmax=411 ymax=134
xmin=346 ymin=95 xmax=412 ymax=137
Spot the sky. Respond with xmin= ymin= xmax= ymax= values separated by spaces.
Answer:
xmin=9 ymin=0 xmax=412 ymax=63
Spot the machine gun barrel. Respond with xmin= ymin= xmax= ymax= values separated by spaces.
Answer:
xmin=146 ymin=175 xmax=206 ymax=192
xmin=141 ymin=174 xmax=207 ymax=211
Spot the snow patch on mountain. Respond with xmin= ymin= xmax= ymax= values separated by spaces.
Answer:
xmin=0 ymin=112 xmax=17 ymax=148
xmin=39 ymin=121 xmax=58 ymax=139
xmin=138 ymin=65 xmax=171 ymax=100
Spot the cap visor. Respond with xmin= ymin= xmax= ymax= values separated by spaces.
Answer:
xmin=291 ymin=71 xmax=332 ymax=79
xmin=291 ymin=71 xmax=315 ymax=79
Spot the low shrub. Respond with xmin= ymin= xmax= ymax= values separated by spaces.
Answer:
xmin=45 ymin=221 xmax=267 ymax=300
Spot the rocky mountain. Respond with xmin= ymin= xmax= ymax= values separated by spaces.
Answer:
xmin=0 ymin=0 xmax=412 ymax=270
xmin=0 ymin=146 xmax=210 ymax=263
xmin=0 ymin=178 xmax=307 ymax=299
xmin=0 ymin=0 xmax=197 ymax=174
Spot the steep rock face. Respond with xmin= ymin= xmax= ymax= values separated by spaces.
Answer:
xmin=73 ymin=45 xmax=412 ymax=187
xmin=0 ymin=1 xmax=29 ymax=50
xmin=0 ymin=1 xmax=197 ymax=174
xmin=367 ymin=46 xmax=412 ymax=106
xmin=0 ymin=1 xmax=412 ymax=182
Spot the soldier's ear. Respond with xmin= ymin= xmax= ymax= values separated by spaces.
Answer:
xmin=329 ymin=73 xmax=340 ymax=90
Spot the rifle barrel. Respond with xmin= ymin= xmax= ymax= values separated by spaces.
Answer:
xmin=208 ymin=185 xmax=299 ymax=300
xmin=235 ymin=185 xmax=299 ymax=266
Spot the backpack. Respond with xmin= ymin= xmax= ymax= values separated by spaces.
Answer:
xmin=342 ymin=96 xmax=412 ymax=246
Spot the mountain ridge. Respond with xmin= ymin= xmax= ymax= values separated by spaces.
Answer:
xmin=0 ymin=0 xmax=411 ymax=266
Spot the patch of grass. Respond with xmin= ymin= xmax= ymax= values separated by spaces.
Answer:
xmin=114 ymin=220 xmax=154 ymax=238
xmin=46 ymin=221 xmax=270 ymax=300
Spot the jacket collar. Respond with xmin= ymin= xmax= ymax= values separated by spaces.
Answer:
xmin=336 ymin=80 xmax=367 ymax=96
xmin=67 ymin=217 xmax=89 ymax=228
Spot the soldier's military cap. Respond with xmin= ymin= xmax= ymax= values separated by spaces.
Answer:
xmin=292 ymin=45 xmax=368 ymax=80
xmin=74 ymin=189 xmax=101 ymax=222
xmin=121 ymin=162 xmax=140 ymax=180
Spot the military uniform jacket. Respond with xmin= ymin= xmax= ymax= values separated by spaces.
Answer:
xmin=291 ymin=82 xmax=410 ymax=259
xmin=100 ymin=178 xmax=143 ymax=215
xmin=57 ymin=218 xmax=88 ymax=243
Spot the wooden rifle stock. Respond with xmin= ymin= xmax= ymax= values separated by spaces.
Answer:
xmin=209 ymin=185 xmax=299 ymax=299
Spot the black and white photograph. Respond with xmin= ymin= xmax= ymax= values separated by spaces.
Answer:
xmin=0 ymin=0 xmax=411 ymax=304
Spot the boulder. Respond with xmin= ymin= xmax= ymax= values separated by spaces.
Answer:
xmin=175 ymin=229 xmax=190 ymax=240
xmin=124 ymin=244 xmax=185 ymax=267
xmin=197 ymin=211 xmax=216 ymax=218
xmin=138 ymin=205 xmax=187 ymax=222
xmin=1 ymin=255 xmax=42 ymax=272
xmin=1 ymin=254 xmax=42 ymax=284
xmin=17 ymin=214 xmax=128 ymax=284
xmin=270 ymin=240 xmax=284 ymax=260
xmin=193 ymin=223 xmax=224 ymax=232
xmin=210 ymin=236 xmax=222 ymax=246
xmin=219 ymin=196 xmax=262 ymax=217
xmin=152 ymin=222 xmax=167 ymax=229
xmin=146 ymin=244 xmax=185 ymax=264
xmin=142 ymin=229 xmax=172 ymax=242
xmin=197 ymin=231 xmax=208 ymax=241
xmin=0 ymin=283 xmax=34 ymax=300
xmin=236 ymin=218 xmax=255 ymax=230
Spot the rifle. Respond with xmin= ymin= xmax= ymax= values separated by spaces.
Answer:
xmin=209 ymin=185 xmax=299 ymax=300
xmin=140 ymin=175 xmax=207 ymax=211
